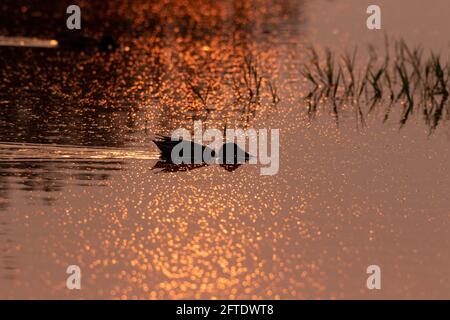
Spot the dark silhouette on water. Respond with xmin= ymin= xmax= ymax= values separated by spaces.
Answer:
xmin=218 ymin=142 xmax=251 ymax=164
xmin=55 ymin=32 xmax=117 ymax=52
xmin=152 ymin=135 xmax=251 ymax=172
xmin=152 ymin=135 xmax=214 ymax=164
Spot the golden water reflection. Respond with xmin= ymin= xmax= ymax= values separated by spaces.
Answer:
xmin=0 ymin=0 xmax=450 ymax=299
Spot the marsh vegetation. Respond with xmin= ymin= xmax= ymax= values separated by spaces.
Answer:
xmin=303 ymin=38 xmax=450 ymax=132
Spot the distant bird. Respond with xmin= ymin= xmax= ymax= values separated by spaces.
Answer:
xmin=152 ymin=135 xmax=251 ymax=167
xmin=55 ymin=32 xmax=117 ymax=52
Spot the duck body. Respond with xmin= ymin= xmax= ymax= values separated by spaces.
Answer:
xmin=152 ymin=135 xmax=214 ymax=164
xmin=217 ymin=142 xmax=251 ymax=164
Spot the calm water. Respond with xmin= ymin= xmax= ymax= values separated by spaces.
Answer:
xmin=0 ymin=0 xmax=449 ymax=299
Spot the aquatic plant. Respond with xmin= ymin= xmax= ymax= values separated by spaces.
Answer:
xmin=230 ymin=53 xmax=281 ymax=126
xmin=302 ymin=38 xmax=450 ymax=132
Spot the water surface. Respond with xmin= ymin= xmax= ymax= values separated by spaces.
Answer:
xmin=0 ymin=0 xmax=449 ymax=299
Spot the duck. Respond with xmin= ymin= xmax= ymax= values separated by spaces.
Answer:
xmin=54 ymin=32 xmax=117 ymax=52
xmin=152 ymin=135 xmax=251 ymax=166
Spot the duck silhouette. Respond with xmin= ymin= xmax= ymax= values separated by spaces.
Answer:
xmin=54 ymin=32 xmax=117 ymax=52
xmin=152 ymin=135 xmax=251 ymax=172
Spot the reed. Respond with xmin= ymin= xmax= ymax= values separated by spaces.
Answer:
xmin=302 ymin=38 xmax=450 ymax=132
